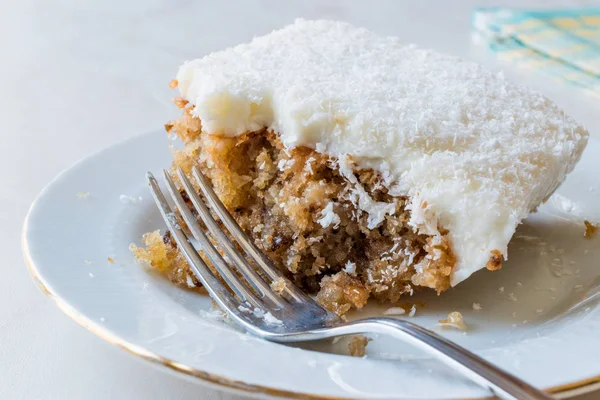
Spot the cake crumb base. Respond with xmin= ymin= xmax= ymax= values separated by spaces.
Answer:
xmin=131 ymin=110 xmax=459 ymax=316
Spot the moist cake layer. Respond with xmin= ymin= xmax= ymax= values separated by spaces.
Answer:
xmin=132 ymin=106 xmax=456 ymax=315
xmin=176 ymin=19 xmax=588 ymax=285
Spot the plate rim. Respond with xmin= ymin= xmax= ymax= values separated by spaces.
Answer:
xmin=21 ymin=133 xmax=600 ymax=400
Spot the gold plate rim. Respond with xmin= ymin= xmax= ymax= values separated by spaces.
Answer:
xmin=21 ymin=222 xmax=600 ymax=400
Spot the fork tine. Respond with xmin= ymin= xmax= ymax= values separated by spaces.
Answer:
xmin=176 ymin=169 xmax=286 ymax=307
xmin=146 ymin=172 xmax=241 ymax=314
xmin=191 ymin=166 xmax=313 ymax=303
xmin=161 ymin=171 xmax=266 ymax=310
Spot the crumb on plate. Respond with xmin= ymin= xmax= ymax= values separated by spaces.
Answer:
xmin=485 ymin=249 xmax=503 ymax=271
xmin=438 ymin=311 xmax=467 ymax=330
xmin=348 ymin=335 xmax=370 ymax=357
xmin=584 ymin=220 xmax=597 ymax=238
xmin=173 ymin=96 xmax=189 ymax=108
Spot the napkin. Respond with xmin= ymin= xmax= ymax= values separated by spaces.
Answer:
xmin=472 ymin=7 xmax=600 ymax=99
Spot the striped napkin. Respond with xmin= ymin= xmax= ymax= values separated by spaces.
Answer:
xmin=472 ymin=8 xmax=600 ymax=99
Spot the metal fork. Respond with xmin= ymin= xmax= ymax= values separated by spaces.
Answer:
xmin=147 ymin=167 xmax=553 ymax=400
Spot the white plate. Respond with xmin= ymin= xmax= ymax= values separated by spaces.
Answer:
xmin=23 ymin=131 xmax=600 ymax=399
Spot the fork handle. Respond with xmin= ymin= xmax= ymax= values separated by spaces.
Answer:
xmin=348 ymin=318 xmax=552 ymax=400
xmin=289 ymin=318 xmax=553 ymax=400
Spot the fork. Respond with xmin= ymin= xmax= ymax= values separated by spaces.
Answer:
xmin=147 ymin=167 xmax=553 ymax=400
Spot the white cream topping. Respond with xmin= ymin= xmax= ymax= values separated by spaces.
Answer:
xmin=176 ymin=19 xmax=588 ymax=285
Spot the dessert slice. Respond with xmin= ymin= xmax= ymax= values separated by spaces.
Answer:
xmin=132 ymin=19 xmax=588 ymax=315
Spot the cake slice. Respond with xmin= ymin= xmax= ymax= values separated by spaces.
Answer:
xmin=132 ymin=19 xmax=588 ymax=316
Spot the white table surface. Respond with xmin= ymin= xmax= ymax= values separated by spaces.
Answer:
xmin=2 ymin=1 xmax=599 ymax=399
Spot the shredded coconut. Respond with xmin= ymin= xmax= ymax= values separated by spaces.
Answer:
xmin=263 ymin=312 xmax=284 ymax=326
xmin=200 ymin=309 xmax=226 ymax=321
xmin=277 ymin=158 xmax=295 ymax=171
xmin=185 ymin=275 xmax=195 ymax=288
xmin=317 ymin=202 xmax=341 ymax=229
xmin=165 ymin=212 xmax=181 ymax=230
xmin=343 ymin=260 xmax=357 ymax=276
xmin=238 ymin=304 xmax=283 ymax=326
xmin=408 ymin=304 xmax=417 ymax=317
xmin=407 ymin=196 xmax=439 ymax=236
xmin=252 ymin=224 xmax=264 ymax=233
xmin=120 ymin=194 xmax=142 ymax=204
xmin=305 ymin=157 xmax=316 ymax=174
xmin=383 ymin=307 xmax=406 ymax=316
xmin=550 ymin=193 xmax=582 ymax=214
xmin=338 ymin=155 xmax=396 ymax=229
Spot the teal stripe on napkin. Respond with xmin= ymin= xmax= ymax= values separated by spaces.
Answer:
xmin=473 ymin=8 xmax=600 ymax=99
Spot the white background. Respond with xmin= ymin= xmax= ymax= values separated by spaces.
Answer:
xmin=2 ymin=0 xmax=599 ymax=399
